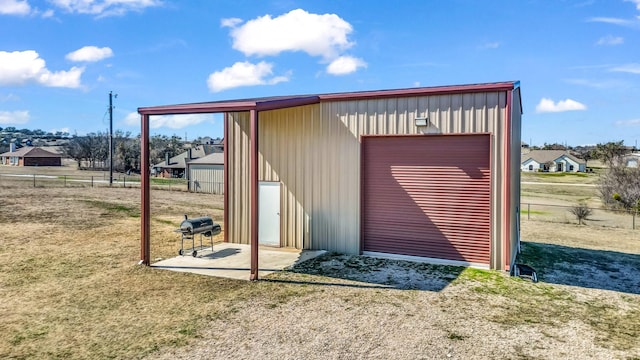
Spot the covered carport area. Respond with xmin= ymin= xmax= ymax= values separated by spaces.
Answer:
xmin=137 ymin=96 xmax=321 ymax=280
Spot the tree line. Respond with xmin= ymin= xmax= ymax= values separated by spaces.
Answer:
xmin=63 ymin=132 xmax=191 ymax=173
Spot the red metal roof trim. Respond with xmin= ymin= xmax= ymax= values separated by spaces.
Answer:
xmin=319 ymin=82 xmax=516 ymax=101
xmin=255 ymin=96 xmax=320 ymax=112
xmin=138 ymin=82 xmax=517 ymax=115
xmin=138 ymin=101 xmax=257 ymax=115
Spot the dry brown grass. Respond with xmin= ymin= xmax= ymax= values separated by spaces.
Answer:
xmin=0 ymin=169 xmax=639 ymax=359
xmin=0 ymin=185 xmax=261 ymax=359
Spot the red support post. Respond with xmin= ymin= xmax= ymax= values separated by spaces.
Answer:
xmin=141 ymin=113 xmax=151 ymax=265
xmin=249 ymin=109 xmax=259 ymax=280
xmin=223 ymin=112 xmax=229 ymax=243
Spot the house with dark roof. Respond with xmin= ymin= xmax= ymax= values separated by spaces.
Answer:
xmin=0 ymin=147 xmax=62 ymax=166
xmin=151 ymin=144 xmax=217 ymax=178
xmin=521 ymin=150 xmax=586 ymax=172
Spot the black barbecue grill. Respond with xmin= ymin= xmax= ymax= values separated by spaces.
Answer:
xmin=176 ymin=214 xmax=221 ymax=257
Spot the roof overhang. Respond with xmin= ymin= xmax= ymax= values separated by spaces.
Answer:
xmin=137 ymin=81 xmax=518 ymax=116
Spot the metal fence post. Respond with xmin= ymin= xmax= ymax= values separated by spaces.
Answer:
xmin=527 ymin=203 xmax=530 ymax=220
xmin=64 ymin=175 xmax=66 ymax=187
xmin=633 ymin=209 xmax=637 ymax=230
xmin=91 ymin=176 xmax=94 ymax=187
xmin=33 ymin=174 xmax=36 ymax=187
xmin=123 ymin=176 xmax=126 ymax=188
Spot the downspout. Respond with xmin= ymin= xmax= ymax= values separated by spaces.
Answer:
xmin=249 ymin=109 xmax=259 ymax=281
xmin=141 ymin=113 xmax=151 ymax=265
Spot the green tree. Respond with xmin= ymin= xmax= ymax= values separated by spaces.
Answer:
xmin=542 ymin=142 xmax=566 ymax=150
xmin=594 ymin=141 xmax=628 ymax=166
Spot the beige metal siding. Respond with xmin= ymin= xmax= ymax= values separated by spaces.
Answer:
xmin=257 ymin=105 xmax=321 ymax=249
xmin=226 ymin=112 xmax=251 ymax=245
xmin=226 ymin=91 xmax=511 ymax=269
xmin=189 ymin=165 xmax=224 ymax=194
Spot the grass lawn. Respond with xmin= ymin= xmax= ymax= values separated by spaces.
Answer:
xmin=521 ymin=170 xmax=601 ymax=184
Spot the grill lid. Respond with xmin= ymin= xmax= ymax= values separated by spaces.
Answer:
xmin=179 ymin=215 xmax=215 ymax=235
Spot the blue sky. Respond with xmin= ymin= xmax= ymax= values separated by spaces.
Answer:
xmin=1 ymin=0 xmax=639 ymax=147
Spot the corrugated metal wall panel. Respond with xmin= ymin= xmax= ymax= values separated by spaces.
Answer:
xmin=189 ymin=165 xmax=224 ymax=194
xmin=227 ymin=112 xmax=251 ymax=245
xmin=362 ymin=135 xmax=491 ymax=264
xmin=225 ymin=91 xmax=510 ymax=268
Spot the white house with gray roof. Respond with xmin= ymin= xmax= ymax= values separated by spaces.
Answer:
xmin=521 ymin=150 xmax=586 ymax=172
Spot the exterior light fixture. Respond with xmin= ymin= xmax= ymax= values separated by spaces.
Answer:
xmin=415 ymin=117 xmax=429 ymax=127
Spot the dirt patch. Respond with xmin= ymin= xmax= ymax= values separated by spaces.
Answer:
xmin=153 ymin=253 xmax=640 ymax=360
xmin=287 ymin=253 xmax=464 ymax=291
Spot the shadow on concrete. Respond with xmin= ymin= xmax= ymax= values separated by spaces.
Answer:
xmin=519 ymin=241 xmax=640 ymax=295
xmin=200 ymin=247 xmax=241 ymax=259
xmin=281 ymin=252 xmax=466 ymax=292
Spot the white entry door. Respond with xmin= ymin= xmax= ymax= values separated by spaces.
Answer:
xmin=259 ymin=182 xmax=280 ymax=246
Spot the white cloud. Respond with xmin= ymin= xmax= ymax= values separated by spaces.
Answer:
xmin=0 ymin=0 xmax=30 ymax=15
xmin=124 ymin=112 xmax=138 ymax=125
xmin=615 ymin=118 xmax=640 ymax=127
xmin=627 ymin=0 xmax=640 ymax=11
xmin=41 ymin=8 xmax=54 ymax=17
xmin=49 ymin=0 xmax=162 ymax=17
xmin=535 ymin=98 xmax=587 ymax=113
xmin=124 ymin=111 xmax=215 ymax=129
xmin=588 ymin=17 xmax=633 ymax=26
xmin=0 ymin=50 xmax=84 ymax=88
xmin=326 ymin=56 xmax=367 ymax=75
xmin=207 ymin=61 xmax=289 ymax=92
xmin=66 ymin=46 xmax=113 ymax=62
xmin=596 ymin=35 xmax=624 ymax=45
xmin=220 ymin=17 xmax=242 ymax=28
xmin=227 ymin=8 xmax=354 ymax=60
xmin=0 ymin=110 xmax=30 ymax=125
xmin=610 ymin=63 xmax=640 ymax=74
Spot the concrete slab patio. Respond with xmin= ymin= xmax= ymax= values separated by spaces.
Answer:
xmin=151 ymin=243 xmax=325 ymax=281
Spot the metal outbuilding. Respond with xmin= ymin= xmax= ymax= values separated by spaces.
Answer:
xmin=138 ymin=81 xmax=522 ymax=280
xmin=187 ymin=152 xmax=224 ymax=194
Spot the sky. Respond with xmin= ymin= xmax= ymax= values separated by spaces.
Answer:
xmin=0 ymin=0 xmax=639 ymax=147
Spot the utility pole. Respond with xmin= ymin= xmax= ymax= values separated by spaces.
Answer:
xmin=108 ymin=91 xmax=116 ymax=185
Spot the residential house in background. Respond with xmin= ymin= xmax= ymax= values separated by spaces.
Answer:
xmin=623 ymin=153 xmax=640 ymax=168
xmin=152 ymin=144 xmax=218 ymax=178
xmin=521 ymin=150 xmax=586 ymax=172
xmin=0 ymin=146 xmax=62 ymax=166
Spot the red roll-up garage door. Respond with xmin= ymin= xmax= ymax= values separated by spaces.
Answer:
xmin=361 ymin=134 xmax=491 ymax=265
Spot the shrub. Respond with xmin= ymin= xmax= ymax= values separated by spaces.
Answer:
xmin=569 ymin=202 xmax=592 ymax=225
xmin=599 ymin=165 xmax=640 ymax=211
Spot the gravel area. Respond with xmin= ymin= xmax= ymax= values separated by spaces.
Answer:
xmin=150 ymin=254 xmax=640 ymax=360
